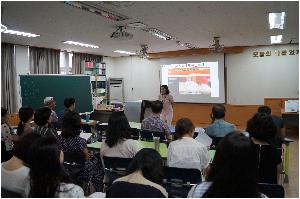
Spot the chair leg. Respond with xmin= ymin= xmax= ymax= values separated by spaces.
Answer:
xmin=284 ymin=144 xmax=290 ymax=183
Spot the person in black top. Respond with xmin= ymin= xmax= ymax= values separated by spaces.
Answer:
xmin=257 ymin=105 xmax=285 ymax=149
xmin=246 ymin=112 xmax=282 ymax=184
xmin=57 ymin=98 xmax=76 ymax=130
xmin=106 ymin=148 xmax=168 ymax=198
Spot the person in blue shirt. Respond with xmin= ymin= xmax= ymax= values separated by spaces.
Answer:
xmin=205 ymin=104 xmax=236 ymax=138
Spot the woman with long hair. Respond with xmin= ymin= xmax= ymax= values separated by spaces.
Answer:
xmin=1 ymin=133 xmax=41 ymax=197
xmin=106 ymin=148 xmax=167 ymax=198
xmin=188 ymin=132 xmax=265 ymax=198
xmin=100 ymin=111 xmax=141 ymax=158
xmin=16 ymin=107 xmax=34 ymax=139
xmin=26 ymin=136 xmax=84 ymax=197
xmin=159 ymin=85 xmax=174 ymax=126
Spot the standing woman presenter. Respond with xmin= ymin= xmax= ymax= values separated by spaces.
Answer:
xmin=159 ymin=85 xmax=174 ymax=126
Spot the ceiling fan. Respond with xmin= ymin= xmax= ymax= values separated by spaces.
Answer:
xmin=209 ymin=36 xmax=224 ymax=53
xmin=110 ymin=26 xmax=133 ymax=40
xmin=136 ymin=44 xmax=149 ymax=58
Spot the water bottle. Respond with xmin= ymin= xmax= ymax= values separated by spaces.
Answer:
xmin=85 ymin=113 xmax=90 ymax=122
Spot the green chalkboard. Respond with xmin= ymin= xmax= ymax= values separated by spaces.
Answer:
xmin=20 ymin=75 xmax=93 ymax=113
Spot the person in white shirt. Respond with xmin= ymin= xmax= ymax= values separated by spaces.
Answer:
xmin=44 ymin=97 xmax=58 ymax=128
xmin=100 ymin=111 xmax=142 ymax=158
xmin=167 ymin=118 xmax=209 ymax=171
xmin=2 ymin=133 xmax=42 ymax=197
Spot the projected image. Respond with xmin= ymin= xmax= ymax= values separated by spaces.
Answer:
xmin=167 ymin=64 xmax=212 ymax=95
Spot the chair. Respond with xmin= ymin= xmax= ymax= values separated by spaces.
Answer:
xmin=63 ymin=151 xmax=85 ymax=182
xmin=130 ymin=128 xmax=140 ymax=140
xmin=102 ymin=156 xmax=133 ymax=191
xmin=81 ymin=124 xmax=92 ymax=133
xmin=258 ymin=183 xmax=285 ymax=198
xmin=163 ymin=166 xmax=202 ymax=198
xmin=1 ymin=188 xmax=22 ymax=198
xmin=140 ymin=129 xmax=153 ymax=141
xmin=209 ymin=136 xmax=223 ymax=149
xmin=152 ymin=131 xmax=167 ymax=142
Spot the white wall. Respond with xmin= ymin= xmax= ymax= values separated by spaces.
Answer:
xmin=226 ymin=44 xmax=299 ymax=105
xmin=109 ymin=44 xmax=299 ymax=105
xmin=110 ymin=56 xmax=161 ymax=101
xmin=15 ymin=45 xmax=30 ymax=109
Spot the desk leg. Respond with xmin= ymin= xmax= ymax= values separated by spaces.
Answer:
xmin=284 ymin=143 xmax=290 ymax=183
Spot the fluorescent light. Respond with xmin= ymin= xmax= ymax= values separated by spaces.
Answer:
xmin=2 ymin=28 xmax=40 ymax=37
xmin=270 ymin=35 xmax=283 ymax=44
xmin=63 ymin=41 xmax=99 ymax=48
xmin=269 ymin=12 xmax=285 ymax=29
xmin=147 ymin=28 xmax=176 ymax=40
xmin=114 ymin=50 xmax=135 ymax=55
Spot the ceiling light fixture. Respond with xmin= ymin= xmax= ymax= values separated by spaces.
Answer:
xmin=63 ymin=41 xmax=99 ymax=48
xmin=269 ymin=12 xmax=286 ymax=29
xmin=1 ymin=28 xmax=40 ymax=37
xmin=1 ymin=24 xmax=8 ymax=32
xmin=114 ymin=50 xmax=135 ymax=55
xmin=64 ymin=1 xmax=129 ymax=21
xmin=270 ymin=35 xmax=283 ymax=44
xmin=146 ymin=28 xmax=176 ymax=40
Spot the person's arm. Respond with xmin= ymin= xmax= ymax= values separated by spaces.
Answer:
xmin=169 ymin=95 xmax=174 ymax=107
xmin=82 ymin=147 xmax=89 ymax=160
xmin=163 ymin=123 xmax=173 ymax=143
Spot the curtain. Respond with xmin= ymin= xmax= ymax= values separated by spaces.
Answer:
xmin=72 ymin=52 xmax=103 ymax=74
xmin=29 ymin=47 xmax=60 ymax=74
xmin=1 ymin=43 xmax=18 ymax=113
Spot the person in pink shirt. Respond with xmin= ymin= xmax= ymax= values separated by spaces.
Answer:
xmin=158 ymin=85 xmax=174 ymax=126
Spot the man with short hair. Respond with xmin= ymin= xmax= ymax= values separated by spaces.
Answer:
xmin=205 ymin=104 xmax=236 ymax=137
xmin=258 ymin=105 xmax=285 ymax=148
xmin=57 ymin=97 xmax=76 ymax=129
xmin=141 ymin=100 xmax=172 ymax=142
xmin=44 ymin=97 xmax=58 ymax=125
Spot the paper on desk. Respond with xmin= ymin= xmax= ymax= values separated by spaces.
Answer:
xmin=194 ymin=128 xmax=212 ymax=147
xmin=285 ymin=100 xmax=299 ymax=112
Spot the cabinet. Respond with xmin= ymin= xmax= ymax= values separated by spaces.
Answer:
xmin=83 ymin=61 xmax=107 ymax=105
xmin=264 ymin=97 xmax=298 ymax=116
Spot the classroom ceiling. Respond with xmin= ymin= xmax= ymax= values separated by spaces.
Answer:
xmin=1 ymin=1 xmax=299 ymax=57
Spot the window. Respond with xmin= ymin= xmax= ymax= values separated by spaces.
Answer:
xmin=60 ymin=51 xmax=73 ymax=74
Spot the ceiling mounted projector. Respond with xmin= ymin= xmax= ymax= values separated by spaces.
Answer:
xmin=110 ymin=26 xmax=133 ymax=40
xmin=209 ymin=36 xmax=224 ymax=53
xmin=137 ymin=44 xmax=149 ymax=58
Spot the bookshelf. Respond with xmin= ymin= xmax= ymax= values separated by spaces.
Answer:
xmin=83 ymin=61 xmax=107 ymax=105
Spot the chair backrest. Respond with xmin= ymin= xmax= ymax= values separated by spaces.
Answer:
xmin=96 ymin=124 xmax=108 ymax=133
xmin=103 ymin=156 xmax=133 ymax=171
xmin=209 ymin=136 xmax=223 ymax=149
xmin=140 ymin=129 xmax=153 ymax=141
xmin=1 ymin=188 xmax=22 ymax=198
xmin=81 ymin=124 xmax=91 ymax=133
xmin=163 ymin=166 xmax=202 ymax=198
xmin=130 ymin=128 xmax=140 ymax=140
xmin=193 ymin=132 xmax=199 ymax=139
xmin=63 ymin=151 xmax=85 ymax=165
xmin=163 ymin=166 xmax=202 ymax=186
xmin=258 ymin=183 xmax=285 ymax=198
xmin=152 ymin=131 xmax=166 ymax=142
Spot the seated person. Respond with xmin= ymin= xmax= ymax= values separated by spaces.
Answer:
xmin=25 ymin=136 xmax=84 ymax=197
xmin=167 ymin=118 xmax=209 ymax=171
xmin=141 ymin=100 xmax=172 ymax=142
xmin=44 ymin=97 xmax=58 ymax=128
xmin=106 ymin=148 xmax=168 ymax=198
xmin=57 ymin=97 xmax=76 ymax=130
xmin=246 ymin=112 xmax=282 ymax=184
xmin=16 ymin=107 xmax=34 ymax=140
xmin=257 ymin=105 xmax=284 ymax=149
xmin=188 ymin=132 xmax=266 ymax=198
xmin=33 ymin=107 xmax=58 ymax=138
xmin=57 ymin=111 xmax=89 ymax=160
xmin=100 ymin=112 xmax=142 ymax=158
xmin=205 ymin=104 xmax=236 ymax=137
xmin=1 ymin=107 xmax=14 ymax=162
xmin=1 ymin=133 xmax=41 ymax=197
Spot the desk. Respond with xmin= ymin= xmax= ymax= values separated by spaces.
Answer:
xmin=81 ymin=119 xmax=97 ymax=125
xmin=87 ymin=141 xmax=216 ymax=162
